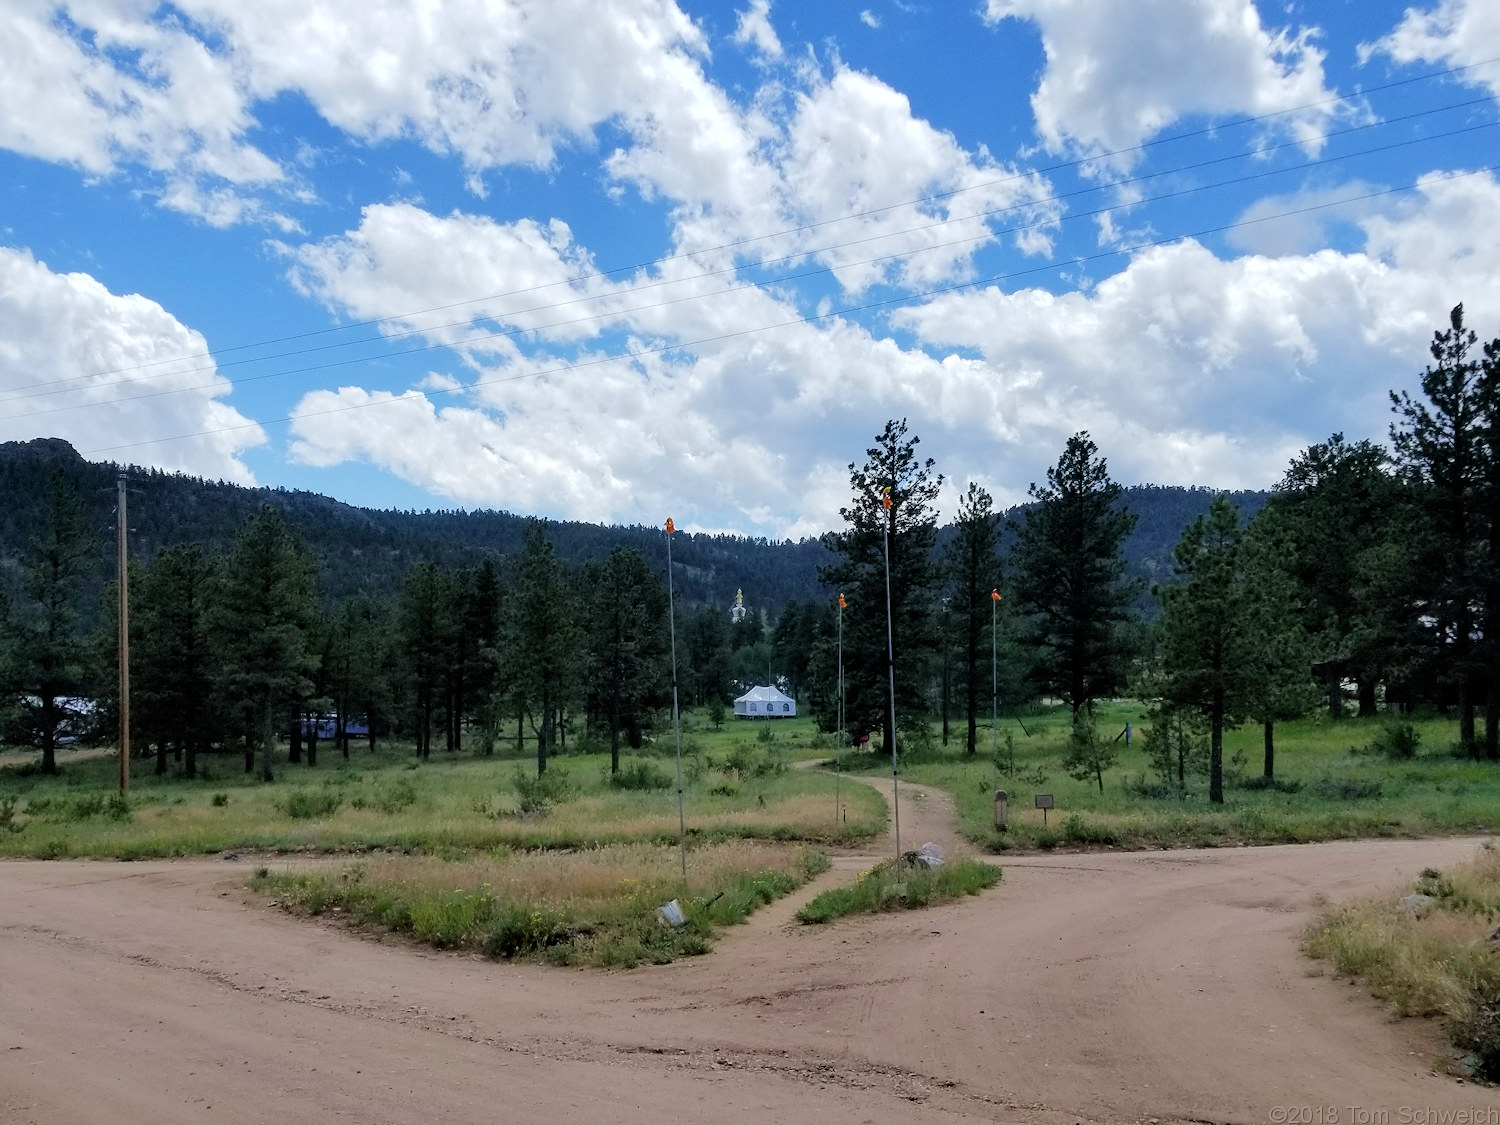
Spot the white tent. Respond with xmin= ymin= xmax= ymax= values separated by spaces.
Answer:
xmin=733 ymin=685 xmax=796 ymax=718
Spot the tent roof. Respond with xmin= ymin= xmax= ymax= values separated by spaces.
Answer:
xmin=734 ymin=685 xmax=793 ymax=704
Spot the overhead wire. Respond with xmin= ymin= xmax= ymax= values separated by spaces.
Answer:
xmin=77 ymin=163 xmax=1500 ymax=460
xmin=10 ymin=53 xmax=1499 ymax=393
xmin=7 ymin=96 xmax=1497 ymax=412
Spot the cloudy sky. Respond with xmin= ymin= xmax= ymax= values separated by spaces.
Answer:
xmin=2 ymin=0 xmax=1498 ymax=536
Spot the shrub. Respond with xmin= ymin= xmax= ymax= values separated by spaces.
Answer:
xmin=210 ymin=792 xmax=229 ymax=807
xmin=278 ymin=789 xmax=344 ymax=819
xmin=512 ymin=768 xmax=572 ymax=815
xmin=352 ymin=779 xmax=417 ymax=813
xmin=1236 ymin=774 xmax=1303 ymax=793
xmin=1369 ymin=722 xmax=1421 ymax=761
xmin=1312 ymin=777 xmax=1383 ymax=801
xmin=0 ymin=795 xmax=22 ymax=834
xmin=608 ymin=760 xmax=673 ymax=791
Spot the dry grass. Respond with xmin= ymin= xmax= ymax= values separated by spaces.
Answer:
xmin=1306 ymin=844 xmax=1500 ymax=1079
xmin=255 ymin=839 xmax=828 ymax=968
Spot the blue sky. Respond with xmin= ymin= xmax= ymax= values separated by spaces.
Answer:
xmin=2 ymin=0 xmax=1498 ymax=536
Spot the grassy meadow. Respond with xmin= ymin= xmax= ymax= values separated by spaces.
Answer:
xmin=0 ymin=713 xmax=883 ymax=860
xmin=843 ymin=703 xmax=1500 ymax=852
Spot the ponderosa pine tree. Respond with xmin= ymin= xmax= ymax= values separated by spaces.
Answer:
xmin=819 ymin=419 xmax=942 ymax=753
xmin=1157 ymin=496 xmax=1258 ymax=804
xmin=507 ymin=521 xmax=581 ymax=774
xmin=134 ymin=544 xmax=216 ymax=778
xmin=585 ymin=546 xmax=668 ymax=773
xmin=12 ymin=471 xmax=96 ymax=775
xmin=213 ymin=506 xmax=318 ymax=782
xmin=1010 ymin=433 xmax=1139 ymax=715
xmin=1391 ymin=305 xmax=1486 ymax=754
xmin=945 ymin=482 xmax=1002 ymax=755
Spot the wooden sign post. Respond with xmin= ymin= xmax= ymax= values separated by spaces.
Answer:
xmin=1035 ymin=793 xmax=1053 ymax=827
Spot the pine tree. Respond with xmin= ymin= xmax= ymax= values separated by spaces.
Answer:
xmin=12 ymin=472 xmax=97 ymax=774
xmin=945 ymin=483 xmax=1002 ymax=755
xmin=1156 ymin=496 xmax=1257 ymax=804
xmin=1011 ymin=432 xmax=1139 ymax=714
xmin=585 ymin=547 xmax=668 ymax=772
xmin=1390 ymin=304 xmax=1486 ymax=754
xmin=134 ymin=544 xmax=217 ymax=778
xmin=213 ymin=507 xmax=319 ymax=782
xmin=819 ymin=419 xmax=942 ymax=752
xmin=506 ymin=521 xmax=581 ymax=774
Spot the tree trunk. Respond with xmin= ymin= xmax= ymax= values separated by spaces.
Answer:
xmin=538 ymin=695 xmax=551 ymax=776
xmin=260 ymin=697 xmax=275 ymax=782
xmin=1486 ymin=668 xmax=1500 ymax=761
xmin=1462 ymin=680 xmax=1478 ymax=759
xmin=289 ymin=717 xmax=303 ymax=764
xmin=185 ymin=741 xmax=197 ymax=781
xmin=1262 ymin=720 xmax=1274 ymax=780
xmin=39 ymin=696 xmax=58 ymax=774
xmin=1328 ymin=671 xmax=1343 ymax=719
xmin=1357 ymin=679 xmax=1377 ymax=717
xmin=155 ymin=739 xmax=167 ymax=776
xmin=306 ymin=722 xmax=317 ymax=767
xmin=609 ymin=690 xmax=621 ymax=775
xmin=1209 ymin=690 xmax=1224 ymax=805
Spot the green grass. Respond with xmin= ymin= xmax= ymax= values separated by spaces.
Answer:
xmin=843 ymin=705 xmax=1500 ymax=852
xmin=0 ymin=715 xmax=884 ymax=859
xmin=1306 ymin=844 xmax=1500 ymax=1081
xmin=254 ymin=840 xmax=829 ymax=967
xmin=795 ymin=856 xmax=1001 ymax=924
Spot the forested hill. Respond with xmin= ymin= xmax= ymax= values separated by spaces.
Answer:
xmin=0 ymin=438 xmax=1268 ymax=618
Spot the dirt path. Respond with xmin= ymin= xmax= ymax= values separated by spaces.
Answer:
xmin=3 ymin=823 xmax=1497 ymax=1122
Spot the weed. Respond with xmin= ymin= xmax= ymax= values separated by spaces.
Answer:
xmin=0 ymin=795 xmax=22 ymax=834
xmin=1367 ymin=722 xmax=1422 ymax=761
xmin=352 ymin=779 xmax=417 ymax=814
xmin=210 ymin=792 xmax=229 ymax=807
xmin=512 ymin=767 xmax=573 ymax=815
xmin=1236 ymin=774 xmax=1304 ymax=793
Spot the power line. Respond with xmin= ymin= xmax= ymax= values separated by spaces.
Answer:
xmin=11 ymin=109 xmax=1497 ymax=417
xmin=15 ymin=54 xmax=1500 ymax=391
xmin=77 ymin=164 xmax=1500 ymax=460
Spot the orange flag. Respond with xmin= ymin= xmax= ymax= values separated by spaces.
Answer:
xmin=991 ymin=589 xmax=1002 ymax=601
xmin=881 ymin=486 xmax=892 ymax=511
xmin=838 ymin=593 xmax=847 ymax=609
xmin=665 ymin=517 xmax=676 ymax=535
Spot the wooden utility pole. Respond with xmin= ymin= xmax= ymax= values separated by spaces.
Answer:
xmin=117 ymin=473 xmax=130 ymax=795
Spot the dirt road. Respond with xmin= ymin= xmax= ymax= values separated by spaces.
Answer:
xmin=2 ymin=781 xmax=1495 ymax=1123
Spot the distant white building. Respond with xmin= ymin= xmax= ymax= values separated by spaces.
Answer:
xmin=730 ymin=588 xmax=747 ymax=624
xmin=734 ymin=684 xmax=796 ymax=718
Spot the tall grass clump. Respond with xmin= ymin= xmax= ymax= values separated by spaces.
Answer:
xmin=796 ymin=856 xmax=1000 ymax=924
xmin=254 ymin=840 xmax=828 ymax=968
xmin=1307 ymin=845 xmax=1500 ymax=1080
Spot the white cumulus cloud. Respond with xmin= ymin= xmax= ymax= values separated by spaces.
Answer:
xmin=984 ymin=0 xmax=1345 ymax=168
xmin=1365 ymin=0 xmax=1500 ymax=104
xmin=0 ymin=246 xmax=264 ymax=480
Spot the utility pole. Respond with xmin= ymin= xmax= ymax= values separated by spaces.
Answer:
xmin=117 ymin=473 xmax=130 ymax=796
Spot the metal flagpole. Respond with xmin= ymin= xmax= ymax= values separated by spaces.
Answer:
xmin=665 ymin=518 xmax=687 ymax=882
xmin=117 ymin=474 xmax=131 ymax=796
xmin=836 ymin=593 xmax=844 ymax=826
xmin=882 ymin=487 xmax=900 ymax=860
xmin=991 ymin=590 xmax=999 ymax=800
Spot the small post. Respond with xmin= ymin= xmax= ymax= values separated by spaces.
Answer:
xmin=881 ymin=486 xmax=899 ymax=860
xmin=993 ymin=788 xmax=1008 ymax=832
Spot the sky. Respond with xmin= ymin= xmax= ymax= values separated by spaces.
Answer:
xmin=1 ymin=0 xmax=1498 ymax=538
